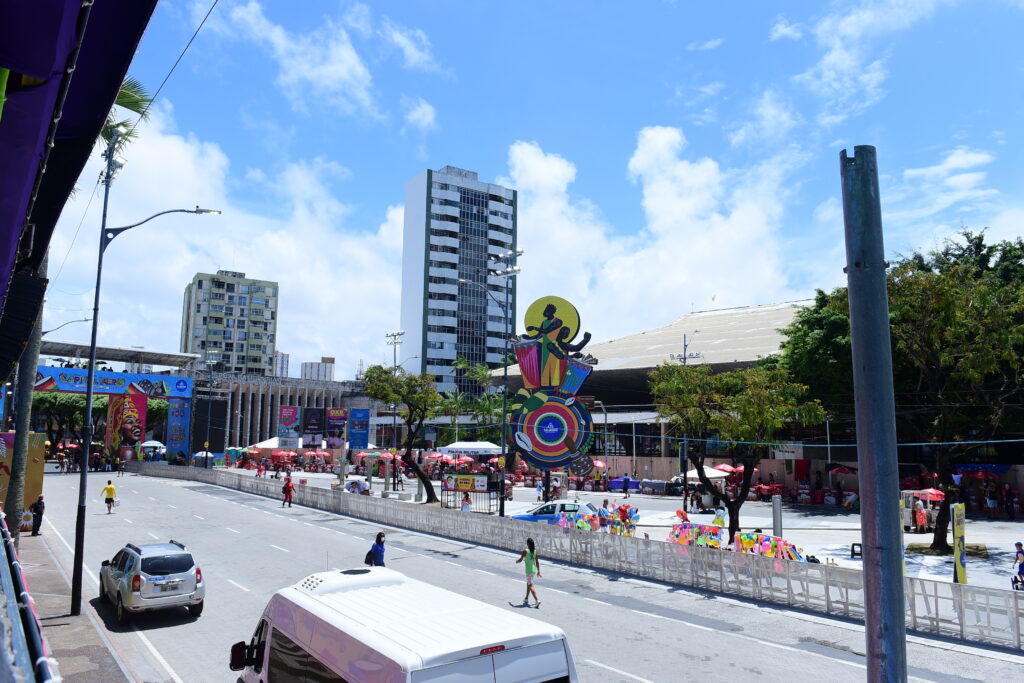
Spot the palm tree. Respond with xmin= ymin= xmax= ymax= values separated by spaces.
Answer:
xmin=101 ymin=76 xmax=151 ymax=153
xmin=440 ymin=390 xmax=470 ymax=443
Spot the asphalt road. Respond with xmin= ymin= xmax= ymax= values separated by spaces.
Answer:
xmin=38 ymin=470 xmax=1024 ymax=682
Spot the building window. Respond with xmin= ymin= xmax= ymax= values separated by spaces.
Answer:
xmin=211 ymin=293 xmax=224 ymax=300
xmin=195 ymin=303 xmax=201 ymax=313
xmin=239 ymin=295 xmax=249 ymax=305
xmin=226 ymin=283 xmax=236 ymax=293
xmin=197 ymin=280 xmax=203 ymax=289
xmin=223 ymin=330 xmax=233 ymax=340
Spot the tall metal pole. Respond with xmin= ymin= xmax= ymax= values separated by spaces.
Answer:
xmin=841 ymin=145 xmax=907 ymax=682
xmin=498 ymin=266 xmax=511 ymax=517
xmin=71 ymin=129 xmax=120 ymax=615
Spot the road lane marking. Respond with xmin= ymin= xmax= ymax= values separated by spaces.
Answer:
xmin=148 ymin=496 xmax=156 ymax=501
xmin=270 ymin=544 xmax=290 ymax=553
xmin=226 ymin=527 xmax=241 ymax=534
xmin=584 ymin=597 xmax=609 ymax=606
xmin=546 ymin=587 xmax=568 ymax=595
xmin=445 ymin=561 xmax=461 ymax=567
xmin=124 ymin=519 xmax=133 ymax=525
xmin=147 ymin=532 xmax=159 ymax=540
xmin=133 ymin=626 xmax=184 ymax=683
xmin=476 ymin=569 xmax=496 ymax=576
xmin=131 ymin=489 xmax=138 ymax=494
xmin=584 ymin=660 xmax=653 ymax=683
xmin=303 ymin=522 xmax=315 ymax=527
xmin=228 ymin=580 xmax=250 ymax=592
xmin=193 ymin=514 xmax=205 ymax=520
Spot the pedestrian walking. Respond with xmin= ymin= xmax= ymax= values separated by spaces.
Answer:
xmin=1003 ymin=484 xmax=1017 ymax=521
xmin=515 ymin=537 xmax=541 ymax=608
xmin=598 ymin=499 xmax=611 ymax=533
xmin=281 ymin=476 xmax=294 ymax=507
xmin=536 ymin=480 xmax=543 ymax=502
xmin=29 ymin=496 xmax=45 ymax=535
xmin=914 ymin=496 xmax=927 ymax=533
xmin=256 ymin=463 xmax=264 ymax=478
xmin=101 ymin=480 xmax=117 ymax=514
xmin=460 ymin=492 xmax=472 ymax=512
xmin=370 ymin=532 xmax=386 ymax=567
xmin=116 ymin=455 xmax=125 ymax=477
xmin=1013 ymin=542 xmax=1024 ymax=591
xmin=622 ymin=473 xmax=631 ymax=499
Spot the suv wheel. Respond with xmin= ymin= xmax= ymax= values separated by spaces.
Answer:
xmin=99 ymin=578 xmax=107 ymax=603
xmin=188 ymin=601 xmax=204 ymax=618
xmin=116 ymin=596 xmax=129 ymax=626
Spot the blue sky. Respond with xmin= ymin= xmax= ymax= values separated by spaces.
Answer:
xmin=43 ymin=1 xmax=1024 ymax=379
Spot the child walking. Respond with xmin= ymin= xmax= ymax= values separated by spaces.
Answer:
xmin=516 ymin=538 xmax=541 ymax=608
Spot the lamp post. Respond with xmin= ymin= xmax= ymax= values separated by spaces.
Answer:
xmin=70 ymin=126 xmax=221 ymax=616
xmin=385 ymin=330 xmax=404 ymax=491
xmin=459 ymin=247 xmax=522 ymax=516
xmin=203 ymin=356 xmax=216 ymax=467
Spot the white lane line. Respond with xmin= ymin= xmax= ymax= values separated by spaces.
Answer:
xmin=130 ymin=489 xmax=138 ymax=494
xmin=584 ymin=597 xmax=609 ymax=606
xmin=193 ymin=514 xmax=205 ymax=520
xmin=632 ymin=610 xmax=666 ymax=619
xmin=167 ymin=504 xmax=177 ymax=509
xmin=445 ymin=560 xmax=461 ymax=567
xmin=226 ymin=527 xmax=241 ymax=534
xmin=475 ymin=569 xmax=496 ymax=576
xmin=546 ymin=587 xmax=568 ymax=595
xmin=584 ymin=660 xmax=653 ymax=683
xmin=147 ymin=532 xmax=159 ymax=540
xmin=270 ymin=544 xmax=290 ymax=553
xmin=124 ymin=518 xmax=134 ymax=525
xmin=334 ymin=531 xmax=348 ymax=536
xmin=228 ymin=579 xmax=250 ymax=593
xmin=303 ymin=522 xmax=315 ymax=527
xmin=263 ymin=510 xmax=272 ymax=515
xmin=148 ymin=496 xmax=156 ymax=501
xmin=134 ymin=627 xmax=185 ymax=683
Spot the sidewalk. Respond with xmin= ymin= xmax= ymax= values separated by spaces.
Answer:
xmin=16 ymin=533 xmax=129 ymax=682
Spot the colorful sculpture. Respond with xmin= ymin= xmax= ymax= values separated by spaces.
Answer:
xmin=509 ymin=296 xmax=597 ymax=472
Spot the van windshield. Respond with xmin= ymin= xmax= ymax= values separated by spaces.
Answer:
xmin=142 ymin=554 xmax=194 ymax=576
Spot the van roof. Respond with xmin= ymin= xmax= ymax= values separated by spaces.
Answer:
xmin=273 ymin=568 xmax=567 ymax=670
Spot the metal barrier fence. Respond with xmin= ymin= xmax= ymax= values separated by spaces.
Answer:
xmin=1 ymin=515 xmax=59 ymax=681
xmin=131 ymin=463 xmax=1024 ymax=651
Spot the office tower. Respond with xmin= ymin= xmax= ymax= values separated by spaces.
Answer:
xmin=301 ymin=357 xmax=335 ymax=382
xmin=274 ymin=351 xmax=290 ymax=377
xmin=180 ymin=270 xmax=278 ymax=375
xmin=400 ymin=166 xmax=517 ymax=394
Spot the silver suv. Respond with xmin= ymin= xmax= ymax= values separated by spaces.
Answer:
xmin=99 ymin=541 xmax=205 ymax=624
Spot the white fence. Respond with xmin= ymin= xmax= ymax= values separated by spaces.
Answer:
xmin=131 ymin=463 xmax=1024 ymax=651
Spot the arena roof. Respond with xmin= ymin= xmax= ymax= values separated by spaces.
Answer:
xmin=40 ymin=340 xmax=199 ymax=369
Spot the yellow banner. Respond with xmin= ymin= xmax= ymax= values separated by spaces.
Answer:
xmin=0 ymin=433 xmax=46 ymax=531
xmin=952 ymin=503 xmax=967 ymax=584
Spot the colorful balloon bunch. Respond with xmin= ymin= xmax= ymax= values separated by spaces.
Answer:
xmin=733 ymin=532 xmax=805 ymax=562
xmin=610 ymin=504 xmax=639 ymax=536
xmin=557 ymin=512 xmax=600 ymax=531
xmin=666 ymin=523 xmax=724 ymax=548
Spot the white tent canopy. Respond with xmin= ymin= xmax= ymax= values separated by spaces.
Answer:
xmin=437 ymin=441 xmax=502 ymax=456
xmin=141 ymin=440 xmax=164 ymax=449
xmin=680 ymin=466 xmax=730 ymax=480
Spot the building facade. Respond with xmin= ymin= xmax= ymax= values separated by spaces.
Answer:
xmin=180 ymin=270 xmax=279 ymax=375
xmin=400 ymin=166 xmax=517 ymax=394
xmin=274 ymin=351 xmax=289 ymax=378
xmin=301 ymin=357 xmax=335 ymax=382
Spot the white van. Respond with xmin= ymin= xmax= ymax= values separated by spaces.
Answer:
xmin=230 ymin=567 xmax=578 ymax=682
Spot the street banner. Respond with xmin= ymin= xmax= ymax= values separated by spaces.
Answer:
xmin=442 ymin=474 xmax=489 ymax=492
xmin=166 ymin=398 xmax=191 ymax=459
xmin=106 ymin=394 xmax=147 ymax=460
xmin=34 ymin=365 xmax=192 ymax=397
xmin=953 ymin=502 xmax=967 ymax=583
xmin=0 ymin=433 xmax=46 ymax=531
xmin=302 ymin=408 xmax=324 ymax=448
xmin=326 ymin=409 xmax=348 ymax=449
xmin=348 ymin=409 xmax=370 ymax=449
xmin=278 ymin=406 xmax=301 ymax=449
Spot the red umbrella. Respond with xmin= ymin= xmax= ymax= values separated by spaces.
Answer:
xmin=487 ymin=457 xmax=500 ymax=463
xmin=377 ymin=453 xmax=395 ymax=460
xmin=734 ymin=465 xmax=758 ymax=473
xmin=65 ymin=444 xmax=80 ymax=449
xmin=427 ymin=453 xmax=445 ymax=460
xmin=830 ymin=465 xmax=857 ymax=475
xmin=457 ymin=455 xmax=475 ymax=463
xmin=918 ymin=488 xmax=945 ymax=501
xmin=970 ymin=471 xmax=1000 ymax=481
xmin=592 ymin=460 xmax=607 ymax=468
xmin=713 ymin=464 xmax=736 ymax=472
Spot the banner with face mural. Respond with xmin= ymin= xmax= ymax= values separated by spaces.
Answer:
xmin=509 ymin=296 xmax=597 ymax=473
xmin=166 ymin=398 xmax=191 ymax=458
xmin=106 ymin=394 xmax=147 ymax=460
xmin=326 ymin=408 xmax=348 ymax=449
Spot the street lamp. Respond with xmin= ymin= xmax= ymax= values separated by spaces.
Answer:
xmin=41 ymin=318 xmax=92 ymax=337
xmin=669 ymin=331 xmax=701 ymax=365
xmin=459 ymin=247 xmax=522 ymax=516
xmin=385 ymin=330 xmax=405 ymax=491
xmin=203 ymin=356 xmax=216 ymax=465
xmin=70 ymin=126 xmax=221 ymax=616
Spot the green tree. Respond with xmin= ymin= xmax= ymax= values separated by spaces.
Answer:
xmin=438 ymin=390 xmax=470 ymax=444
xmin=651 ymin=364 xmax=823 ymax=542
xmin=777 ymin=230 xmax=1024 ymax=551
xmin=146 ymin=398 xmax=168 ymax=442
xmin=101 ymin=75 xmax=151 ymax=153
xmin=362 ymin=365 xmax=442 ymax=503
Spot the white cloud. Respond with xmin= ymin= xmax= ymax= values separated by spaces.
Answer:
xmin=687 ymin=37 xmax=724 ymax=51
xmin=343 ymin=2 xmax=373 ymax=37
xmin=796 ymin=0 xmax=953 ymax=126
xmin=813 ymin=197 xmax=841 ymax=225
xmin=379 ymin=18 xmax=445 ymax=73
xmin=770 ymin=17 xmax=803 ymax=41
xmin=502 ymin=128 xmax=804 ymax=344
xmin=44 ymin=105 xmax=402 ymax=380
xmin=728 ymin=90 xmax=800 ymax=147
xmin=402 ymin=97 xmax=437 ymax=132
xmin=228 ymin=0 xmax=380 ymax=118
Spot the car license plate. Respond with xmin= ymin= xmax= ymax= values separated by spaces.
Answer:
xmin=160 ymin=584 xmax=176 ymax=592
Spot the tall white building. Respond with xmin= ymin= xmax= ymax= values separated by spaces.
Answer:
xmin=180 ymin=270 xmax=279 ymax=375
xmin=301 ymin=357 xmax=335 ymax=382
xmin=274 ymin=351 xmax=290 ymax=377
xmin=400 ymin=166 xmax=517 ymax=394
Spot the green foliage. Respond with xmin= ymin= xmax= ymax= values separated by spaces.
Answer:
xmin=101 ymin=75 xmax=151 ymax=153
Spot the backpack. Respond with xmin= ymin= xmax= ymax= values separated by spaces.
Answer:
xmin=364 ymin=549 xmax=375 ymax=566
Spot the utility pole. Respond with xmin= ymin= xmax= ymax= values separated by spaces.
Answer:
xmin=841 ymin=145 xmax=907 ymax=682
xmin=385 ymin=330 xmax=404 ymax=492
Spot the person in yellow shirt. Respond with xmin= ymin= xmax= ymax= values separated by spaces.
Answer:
xmin=101 ymin=480 xmax=117 ymax=514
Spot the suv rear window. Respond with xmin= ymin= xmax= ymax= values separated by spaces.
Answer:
xmin=141 ymin=554 xmax=195 ymax=576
